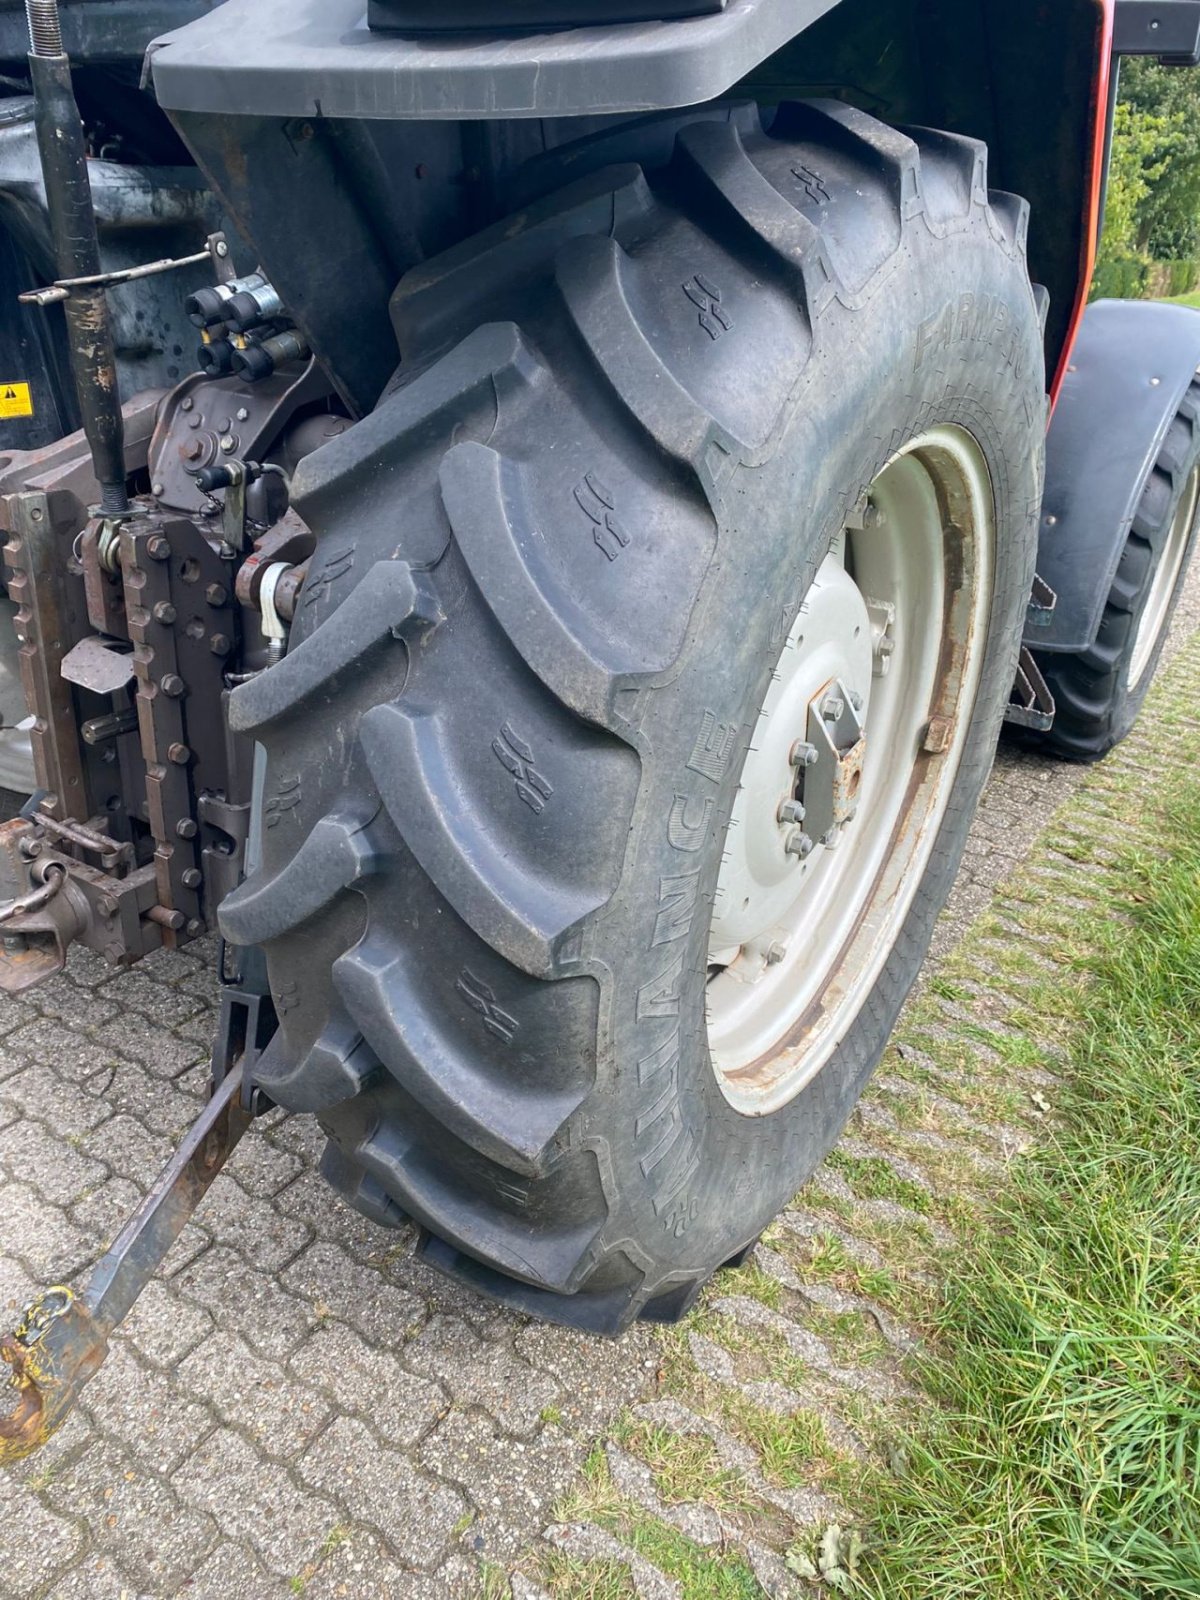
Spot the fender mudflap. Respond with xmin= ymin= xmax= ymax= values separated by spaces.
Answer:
xmin=147 ymin=0 xmax=841 ymax=121
xmin=1035 ymin=297 xmax=1200 ymax=654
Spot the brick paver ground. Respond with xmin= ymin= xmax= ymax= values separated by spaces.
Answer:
xmin=2 ymin=568 xmax=1197 ymax=1600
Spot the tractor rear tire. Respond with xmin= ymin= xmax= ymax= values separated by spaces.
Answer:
xmin=221 ymin=103 xmax=1044 ymax=1334
xmin=1033 ymin=381 xmax=1200 ymax=762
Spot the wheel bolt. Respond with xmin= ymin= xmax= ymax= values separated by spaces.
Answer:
xmin=778 ymin=799 xmax=806 ymax=825
xmin=790 ymin=740 xmax=819 ymax=768
xmin=786 ymin=828 xmax=815 ymax=859
xmin=821 ymin=693 xmax=844 ymax=722
xmin=849 ymin=689 xmax=864 ymax=712
xmin=765 ymin=941 xmax=787 ymax=966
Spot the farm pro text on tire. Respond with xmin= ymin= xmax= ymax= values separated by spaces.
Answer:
xmin=219 ymin=102 xmax=1045 ymax=1334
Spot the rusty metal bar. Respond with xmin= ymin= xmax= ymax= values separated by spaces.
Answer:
xmin=0 ymin=1061 xmax=253 ymax=1464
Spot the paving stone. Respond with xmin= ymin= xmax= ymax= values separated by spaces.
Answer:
xmin=32 ymin=974 xmax=121 ymax=1028
xmin=43 ymin=1555 xmax=152 ymax=1600
xmin=0 ymin=1120 xmax=107 ymax=1203
xmin=9 ymin=1017 xmax=109 ymax=1081
xmin=0 ymin=1460 xmax=85 ymax=1599
xmin=81 ymin=1341 xmax=215 ymax=1474
xmin=88 ymin=1014 xmax=204 ymax=1079
xmin=176 ymin=1330 xmax=330 ymax=1459
xmin=0 ymin=1244 xmax=36 ymax=1318
xmin=195 ymin=1176 xmax=311 ymax=1272
xmin=604 ymin=1441 xmax=723 ymax=1547
xmin=288 ymin=1320 xmax=446 ymax=1445
xmin=121 ymin=1276 xmax=215 ymax=1368
xmin=0 ymin=1065 xmax=113 ymax=1138
xmin=80 ymin=1114 xmax=173 ymax=1194
xmin=71 ymin=1175 xmax=147 ymax=1247
xmin=44 ymin=1440 xmax=217 ymax=1591
xmin=3 ymin=1178 xmax=94 ymax=1279
xmin=224 ymin=1130 xmax=305 ymax=1199
xmin=102 ymin=972 xmax=207 ymax=1028
xmin=407 ymin=1315 xmax=559 ymax=1438
xmin=514 ymin=1321 xmax=657 ymax=1436
xmin=175 ymin=1426 xmax=341 ymax=1578
xmin=297 ymin=1413 xmax=469 ymax=1569
xmin=173 ymin=1244 xmax=317 ymax=1362
xmin=180 ymin=1539 xmax=293 ymax=1600
xmin=279 ymin=1238 xmax=426 ymax=1344
xmin=421 ymin=1407 xmax=583 ymax=1562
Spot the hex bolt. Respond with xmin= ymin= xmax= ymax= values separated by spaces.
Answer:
xmin=18 ymin=838 xmax=42 ymax=859
xmin=161 ymin=674 xmax=185 ymax=697
xmin=152 ymin=601 xmax=176 ymax=624
xmin=219 ymin=434 xmax=236 ymax=453
xmin=849 ymin=689 xmax=864 ymax=712
xmin=235 ymin=407 xmax=249 ymax=422
xmin=765 ymin=941 xmax=788 ymax=967
xmin=862 ymin=501 xmax=885 ymax=529
xmin=821 ymin=828 xmax=841 ymax=851
xmin=167 ymin=742 xmax=191 ymax=764
xmin=923 ymin=715 xmax=954 ymax=755
xmin=183 ymin=439 xmax=204 ymax=462
xmin=176 ymin=818 xmax=198 ymax=840
xmin=778 ymin=799 xmax=806 ymax=825
xmin=790 ymin=740 xmax=820 ymax=769
xmin=186 ymin=918 xmax=204 ymax=937
xmin=98 ymin=896 xmax=118 ymax=919
xmin=2 ymin=934 xmax=26 ymax=953
xmin=181 ymin=396 xmax=194 ymax=412
xmin=205 ymin=583 xmax=227 ymax=607
xmin=146 ymin=535 xmax=170 ymax=561
xmin=821 ymin=693 xmax=845 ymax=722
xmin=181 ymin=868 xmax=203 ymax=889
xmin=785 ymin=829 xmax=815 ymax=859
xmin=209 ymin=633 xmax=231 ymax=656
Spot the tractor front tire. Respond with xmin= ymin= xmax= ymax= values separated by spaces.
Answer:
xmin=221 ymin=102 xmax=1044 ymax=1334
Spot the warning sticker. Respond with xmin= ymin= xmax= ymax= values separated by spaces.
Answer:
xmin=0 ymin=383 xmax=32 ymax=419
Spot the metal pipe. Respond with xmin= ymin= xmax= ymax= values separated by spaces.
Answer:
xmin=25 ymin=0 xmax=128 ymax=514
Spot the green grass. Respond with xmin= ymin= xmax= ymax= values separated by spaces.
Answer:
xmin=860 ymin=785 xmax=1200 ymax=1599
xmin=1164 ymin=290 xmax=1200 ymax=307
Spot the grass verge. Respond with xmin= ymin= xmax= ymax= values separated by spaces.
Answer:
xmin=860 ymin=785 xmax=1200 ymax=1599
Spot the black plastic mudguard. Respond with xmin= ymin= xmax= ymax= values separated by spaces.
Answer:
xmin=369 ymin=0 xmax=725 ymax=28
xmin=148 ymin=0 xmax=842 ymax=121
xmin=1033 ymin=297 xmax=1200 ymax=654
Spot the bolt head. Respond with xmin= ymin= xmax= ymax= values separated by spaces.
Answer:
xmin=167 ymin=742 xmax=191 ymax=765
xmin=790 ymin=740 xmax=820 ymax=769
xmin=181 ymin=396 xmax=194 ymax=412
xmin=161 ymin=673 xmax=185 ymax=697
xmin=146 ymin=535 xmax=170 ymax=561
xmin=922 ymin=715 xmax=954 ymax=756
xmin=219 ymin=434 xmax=236 ymax=453
xmin=777 ymin=799 xmax=806 ymax=825
xmin=785 ymin=828 xmax=815 ymax=859
xmin=181 ymin=868 xmax=203 ymax=889
xmin=186 ymin=918 xmax=204 ymax=937
xmin=205 ymin=583 xmax=227 ymax=607
xmin=152 ymin=601 xmax=176 ymax=624
xmin=209 ymin=633 xmax=231 ymax=656
xmin=235 ymin=407 xmax=249 ymax=422
xmin=176 ymin=818 xmax=198 ymax=840
xmin=98 ymin=896 xmax=118 ymax=919
xmin=849 ymin=689 xmax=864 ymax=712
xmin=765 ymin=941 xmax=787 ymax=967
xmin=821 ymin=695 xmax=845 ymax=722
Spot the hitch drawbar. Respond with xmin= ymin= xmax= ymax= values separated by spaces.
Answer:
xmin=0 ymin=1060 xmax=255 ymax=1464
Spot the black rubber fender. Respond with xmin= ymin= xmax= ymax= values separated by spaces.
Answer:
xmin=1032 ymin=297 xmax=1200 ymax=655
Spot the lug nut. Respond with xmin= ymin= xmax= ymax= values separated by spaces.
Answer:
xmin=790 ymin=741 xmax=820 ymax=769
xmin=181 ymin=868 xmax=203 ymax=889
xmin=849 ymin=689 xmax=864 ymax=712
xmin=765 ymin=941 xmax=787 ymax=967
xmin=161 ymin=674 xmax=185 ymax=697
xmin=152 ymin=601 xmax=176 ymax=624
xmin=168 ymin=742 xmax=191 ymax=764
xmin=176 ymin=818 xmax=198 ymax=839
xmin=205 ymin=583 xmax=227 ymax=607
xmin=785 ymin=829 xmax=815 ymax=859
xmin=778 ymin=799 xmax=806 ymax=825
xmin=821 ymin=693 xmax=845 ymax=722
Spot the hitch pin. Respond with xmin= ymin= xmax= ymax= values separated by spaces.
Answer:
xmin=0 ymin=1062 xmax=254 ymax=1464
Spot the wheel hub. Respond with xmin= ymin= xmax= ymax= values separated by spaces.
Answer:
xmin=706 ymin=427 xmax=996 ymax=1113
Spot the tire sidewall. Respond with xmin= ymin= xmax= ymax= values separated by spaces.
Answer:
xmin=580 ymin=220 xmax=1043 ymax=1283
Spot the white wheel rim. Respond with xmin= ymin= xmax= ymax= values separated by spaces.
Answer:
xmin=707 ymin=427 xmax=996 ymax=1114
xmin=1129 ymin=463 xmax=1200 ymax=688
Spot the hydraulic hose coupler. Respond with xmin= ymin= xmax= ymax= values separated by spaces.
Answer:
xmin=185 ymin=272 xmax=271 ymax=329
xmin=224 ymin=281 xmax=285 ymax=333
xmin=233 ymin=330 xmax=310 ymax=382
